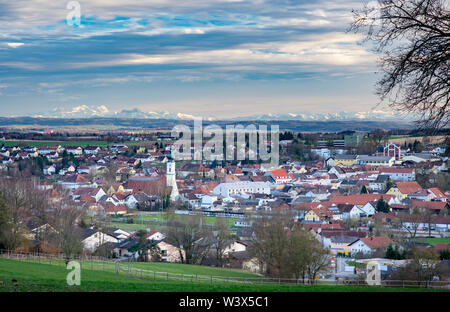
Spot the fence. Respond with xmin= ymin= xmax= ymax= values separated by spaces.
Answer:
xmin=0 ymin=250 xmax=448 ymax=289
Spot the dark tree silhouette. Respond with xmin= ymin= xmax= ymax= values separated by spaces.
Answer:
xmin=350 ymin=0 xmax=450 ymax=132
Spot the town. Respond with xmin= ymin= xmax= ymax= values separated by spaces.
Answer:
xmin=0 ymin=127 xmax=448 ymax=289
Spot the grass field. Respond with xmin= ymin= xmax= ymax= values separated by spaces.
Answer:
xmin=108 ymin=222 xmax=158 ymax=232
xmin=5 ymin=254 xmax=258 ymax=280
xmin=108 ymin=213 xmax=237 ymax=232
xmin=0 ymin=258 xmax=444 ymax=292
xmin=131 ymin=213 xmax=237 ymax=227
xmin=413 ymin=237 xmax=450 ymax=246
xmin=120 ymin=262 xmax=258 ymax=279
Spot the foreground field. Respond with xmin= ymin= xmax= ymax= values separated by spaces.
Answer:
xmin=0 ymin=259 xmax=446 ymax=292
xmin=4 ymin=256 xmax=259 ymax=280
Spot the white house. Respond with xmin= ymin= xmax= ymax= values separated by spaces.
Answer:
xmin=402 ymin=153 xmax=441 ymax=163
xmin=43 ymin=165 xmax=56 ymax=176
xmin=434 ymin=216 xmax=450 ymax=232
xmin=343 ymin=205 xmax=364 ymax=220
xmin=359 ymin=202 xmax=376 ymax=217
xmin=124 ymin=194 xmax=138 ymax=209
xmin=47 ymin=152 xmax=59 ymax=159
xmin=145 ymin=231 xmax=165 ymax=241
xmin=66 ymin=146 xmax=83 ymax=155
xmin=349 ymin=236 xmax=393 ymax=257
xmin=267 ymin=169 xmax=291 ymax=184
xmin=112 ymin=229 xmax=131 ymax=241
xmin=81 ymin=229 xmax=118 ymax=253
xmin=213 ymin=181 xmax=270 ymax=198
xmin=380 ymin=168 xmax=415 ymax=181
xmin=311 ymin=148 xmax=332 ymax=159
xmin=357 ymin=155 xmax=395 ymax=167
xmin=84 ymin=146 xmax=101 ymax=155
xmin=200 ymin=195 xmax=218 ymax=210
xmin=223 ymin=241 xmax=247 ymax=255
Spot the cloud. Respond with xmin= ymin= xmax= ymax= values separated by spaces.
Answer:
xmin=6 ymin=42 xmax=24 ymax=48
xmin=0 ymin=0 xmax=380 ymax=117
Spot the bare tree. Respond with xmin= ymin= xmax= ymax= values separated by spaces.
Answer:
xmin=388 ymin=246 xmax=446 ymax=283
xmin=0 ymin=179 xmax=33 ymax=251
xmin=248 ymin=212 xmax=292 ymax=278
xmin=284 ymin=225 xmax=316 ymax=282
xmin=53 ymin=203 xmax=84 ymax=264
xmin=212 ymin=218 xmax=235 ymax=267
xmin=249 ymin=212 xmax=330 ymax=281
xmin=398 ymin=208 xmax=425 ymax=238
xmin=350 ymin=0 xmax=450 ymax=131
xmin=102 ymin=161 xmax=120 ymax=190
xmin=305 ymin=243 xmax=331 ymax=284
xmin=28 ymin=179 xmax=52 ymax=227
xmin=165 ymin=212 xmax=212 ymax=264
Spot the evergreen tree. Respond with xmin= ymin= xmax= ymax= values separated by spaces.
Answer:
xmin=440 ymin=249 xmax=450 ymax=260
xmin=360 ymin=185 xmax=368 ymax=194
xmin=376 ymin=197 xmax=390 ymax=213
xmin=386 ymin=244 xmax=395 ymax=259
xmin=385 ymin=177 xmax=393 ymax=193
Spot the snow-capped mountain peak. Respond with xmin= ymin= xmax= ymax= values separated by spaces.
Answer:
xmin=32 ymin=105 xmax=412 ymax=121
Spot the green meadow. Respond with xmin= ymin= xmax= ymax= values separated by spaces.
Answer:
xmin=0 ymin=258 xmax=446 ymax=292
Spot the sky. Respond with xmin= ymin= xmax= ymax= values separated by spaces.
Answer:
xmin=0 ymin=0 xmax=386 ymax=118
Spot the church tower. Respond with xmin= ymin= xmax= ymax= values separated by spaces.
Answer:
xmin=166 ymin=159 xmax=179 ymax=201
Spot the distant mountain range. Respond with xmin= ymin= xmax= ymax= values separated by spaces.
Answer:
xmin=28 ymin=105 xmax=413 ymax=122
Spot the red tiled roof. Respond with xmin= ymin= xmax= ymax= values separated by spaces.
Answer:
xmin=270 ymin=169 xmax=289 ymax=178
xmin=433 ymin=215 xmax=450 ymax=225
xmin=428 ymin=187 xmax=446 ymax=199
xmin=80 ymin=194 xmax=96 ymax=203
xmin=101 ymin=203 xmax=127 ymax=213
xmin=321 ymin=230 xmax=366 ymax=238
xmin=411 ymin=200 xmax=448 ymax=211
xmin=330 ymin=194 xmax=394 ymax=206
xmin=303 ymin=223 xmax=344 ymax=232
xmin=114 ymin=192 xmax=132 ymax=200
xmin=381 ymin=168 xmax=413 ymax=173
xmin=395 ymin=181 xmax=423 ymax=194
xmin=359 ymin=236 xmax=393 ymax=249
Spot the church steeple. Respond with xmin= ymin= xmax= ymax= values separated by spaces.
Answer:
xmin=166 ymin=159 xmax=179 ymax=201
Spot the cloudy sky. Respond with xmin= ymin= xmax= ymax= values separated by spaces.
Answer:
xmin=0 ymin=0 xmax=385 ymax=118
